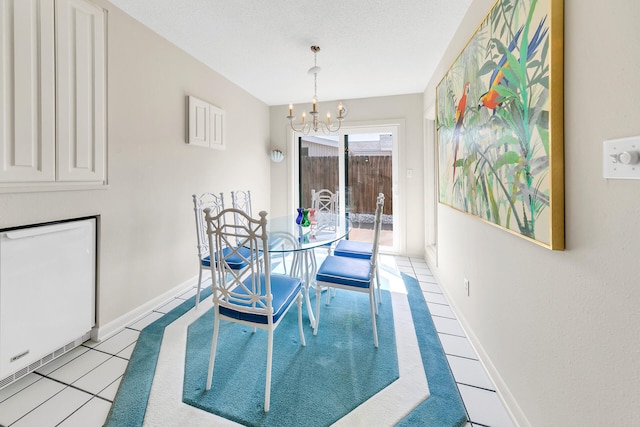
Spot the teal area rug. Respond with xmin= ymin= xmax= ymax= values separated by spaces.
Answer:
xmin=182 ymin=290 xmax=397 ymax=426
xmin=104 ymin=288 xmax=213 ymax=427
xmin=104 ymin=271 xmax=468 ymax=426
xmin=397 ymin=273 xmax=468 ymax=427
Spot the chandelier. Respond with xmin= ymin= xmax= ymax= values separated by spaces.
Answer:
xmin=287 ymin=45 xmax=347 ymax=134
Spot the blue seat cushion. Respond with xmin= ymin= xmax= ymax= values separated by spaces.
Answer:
xmin=219 ymin=274 xmax=302 ymax=324
xmin=200 ymin=246 xmax=254 ymax=270
xmin=333 ymin=240 xmax=373 ymax=259
xmin=316 ymin=255 xmax=372 ymax=289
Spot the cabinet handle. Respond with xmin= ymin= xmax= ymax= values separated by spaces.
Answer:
xmin=4 ymin=222 xmax=85 ymax=240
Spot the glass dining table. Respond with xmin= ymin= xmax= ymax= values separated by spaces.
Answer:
xmin=266 ymin=213 xmax=350 ymax=328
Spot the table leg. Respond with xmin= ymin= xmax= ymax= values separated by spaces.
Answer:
xmin=303 ymin=249 xmax=317 ymax=328
xmin=286 ymin=248 xmax=322 ymax=328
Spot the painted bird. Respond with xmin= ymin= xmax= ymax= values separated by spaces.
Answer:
xmin=478 ymin=17 xmax=549 ymax=113
xmin=452 ymin=82 xmax=470 ymax=182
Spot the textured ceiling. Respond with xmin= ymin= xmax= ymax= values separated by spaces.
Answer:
xmin=108 ymin=0 xmax=472 ymax=106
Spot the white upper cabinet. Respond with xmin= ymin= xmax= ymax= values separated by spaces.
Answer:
xmin=56 ymin=0 xmax=106 ymax=182
xmin=0 ymin=0 xmax=56 ymax=182
xmin=0 ymin=0 xmax=106 ymax=187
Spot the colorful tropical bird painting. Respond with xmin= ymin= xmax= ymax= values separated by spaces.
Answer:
xmin=478 ymin=17 xmax=548 ymax=113
xmin=452 ymin=82 xmax=470 ymax=182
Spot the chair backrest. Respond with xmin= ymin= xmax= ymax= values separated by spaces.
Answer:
xmin=192 ymin=192 xmax=225 ymax=261
xmin=311 ymin=189 xmax=337 ymax=214
xmin=205 ymin=208 xmax=273 ymax=316
xmin=311 ymin=189 xmax=338 ymax=230
xmin=231 ymin=190 xmax=252 ymax=219
xmin=231 ymin=190 xmax=254 ymax=244
xmin=370 ymin=193 xmax=385 ymax=271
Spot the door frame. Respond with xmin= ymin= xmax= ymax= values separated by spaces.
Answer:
xmin=288 ymin=120 xmax=404 ymax=254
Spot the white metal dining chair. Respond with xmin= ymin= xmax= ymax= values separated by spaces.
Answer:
xmin=311 ymin=188 xmax=338 ymax=224
xmin=333 ymin=193 xmax=385 ymax=306
xmin=231 ymin=190 xmax=252 ymax=226
xmin=231 ymin=189 xmax=292 ymax=273
xmin=267 ymin=230 xmax=299 ymax=276
xmin=313 ymin=195 xmax=384 ymax=347
xmin=310 ymin=188 xmax=339 ymax=302
xmin=192 ymin=192 xmax=254 ymax=309
xmin=204 ymin=208 xmax=306 ymax=412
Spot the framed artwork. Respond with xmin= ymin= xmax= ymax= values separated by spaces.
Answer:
xmin=437 ymin=0 xmax=564 ymax=250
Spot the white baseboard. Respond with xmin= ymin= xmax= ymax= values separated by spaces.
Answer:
xmin=423 ymin=258 xmax=529 ymax=427
xmin=464 ymin=327 xmax=530 ymax=427
xmin=91 ymin=275 xmax=199 ymax=342
xmin=425 ymin=244 xmax=437 ymax=267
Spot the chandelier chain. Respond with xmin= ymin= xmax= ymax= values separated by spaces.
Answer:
xmin=313 ymin=48 xmax=318 ymax=101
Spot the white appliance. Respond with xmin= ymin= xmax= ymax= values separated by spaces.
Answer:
xmin=0 ymin=218 xmax=96 ymax=388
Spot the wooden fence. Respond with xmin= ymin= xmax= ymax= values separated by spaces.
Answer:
xmin=300 ymin=155 xmax=393 ymax=215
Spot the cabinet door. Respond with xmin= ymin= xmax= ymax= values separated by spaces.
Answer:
xmin=0 ymin=0 xmax=56 ymax=182
xmin=56 ymin=0 xmax=106 ymax=182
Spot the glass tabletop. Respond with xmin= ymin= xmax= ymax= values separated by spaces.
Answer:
xmin=266 ymin=214 xmax=349 ymax=253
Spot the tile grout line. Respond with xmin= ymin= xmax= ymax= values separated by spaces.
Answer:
xmin=3 ymin=256 xmax=499 ymax=427
xmin=408 ymin=259 xmax=513 ymax=427
xmin=407 ymin=260 xmax=477 ymax=426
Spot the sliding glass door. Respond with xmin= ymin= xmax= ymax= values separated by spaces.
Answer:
xmin=297 ymin=126 xmax=398 ymax=252
xmin=298 ymin=135 xmax=340 ymax=209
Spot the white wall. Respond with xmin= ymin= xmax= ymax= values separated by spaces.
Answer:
xmin=0 ymin=1 xmax=271 ymax=333
xmin=269 ymin=94 xmax=424 ymax=256
xmin=425 ymin=0 xmax=640 ymax=425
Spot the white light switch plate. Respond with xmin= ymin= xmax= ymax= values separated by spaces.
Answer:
xmin=603 ymin=136 xmax=640 ymax=179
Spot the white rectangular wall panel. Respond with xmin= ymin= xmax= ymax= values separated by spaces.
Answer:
xmin=187 ymin=95 xmax=225 ymax=150
xmin=210 ymin=104 xmax=225 ymax=149
xmin=188 ymin=96 xmax=210 ymax=148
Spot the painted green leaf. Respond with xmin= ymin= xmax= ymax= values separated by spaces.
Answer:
xmin=537 ymin=124 xmax=550 ymax=156
xmin=495 ymin=151 xmax=521 ymax=169
xmin=497 ymin=135 xmax=521 ymax=146
xmin=478 ymin=60 xmax=499 ymax=77
xmin=504 ymin=49 xmax=525 ymax=87
xmin=495 ymin=84 xmax=519 ymax=100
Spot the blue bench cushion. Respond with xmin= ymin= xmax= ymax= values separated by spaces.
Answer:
xmin=201 ymin=246 xmax=254 ymax=270
xmin=333 ymin=240 xmax=373 ymax=259
xmin=219 ymin=274 xmax=302 ymax=324
xmin=316 ymin=255 xmax=372 ymax=289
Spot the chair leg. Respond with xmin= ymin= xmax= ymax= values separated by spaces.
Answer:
xmin=372 ymin=287 xmax=378 ymax=315
xmin=376 ymin=261 xmax=382 ymax=306
xmin=264 ymin=329 xmax=273 ymax=412
xmin=297 ymin=294 xmax=306 ymax=346
xmin=291 ymin=252 xmax=300 ymax=277
xmin=206 ymin=311 xmax=220 ymax=390
xmin=373 ymin=268 xmax=379 ymax=315
xmin=195 ymin=266 xmax=203 ymax=309
xmin=326 ymin=283 xmax=332 ymax=304
xmin=283 ymin=252 xmax=288 ymax=274
xmin=369 ymin=290 xmax=379 ymax=348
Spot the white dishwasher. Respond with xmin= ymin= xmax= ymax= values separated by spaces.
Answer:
xmin=0 ymin=218 xmax=96 ymax=387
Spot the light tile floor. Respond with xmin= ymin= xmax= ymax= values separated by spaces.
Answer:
xmin=395 ymin=256 xmax=515 ymax=427
xmin=0 ymin=255 xmax=514 ymax=427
